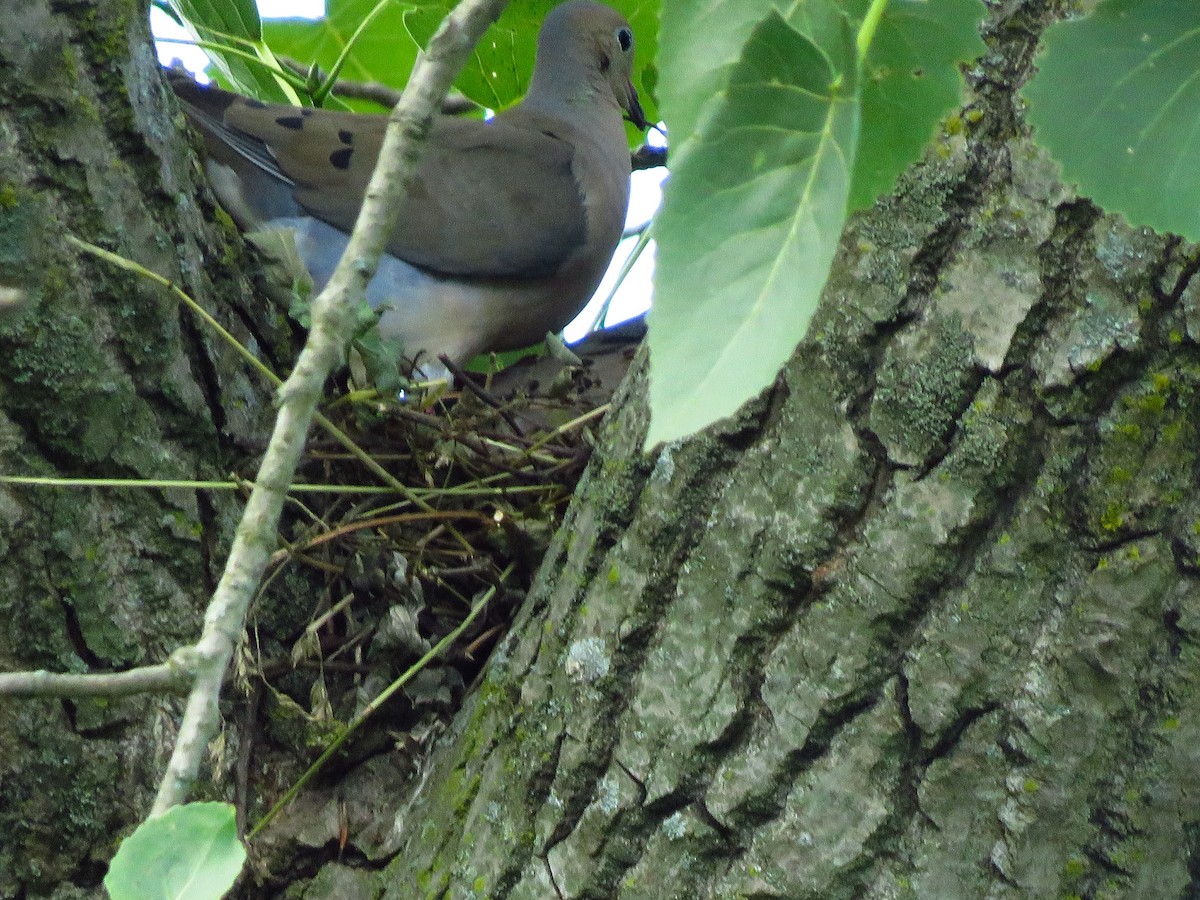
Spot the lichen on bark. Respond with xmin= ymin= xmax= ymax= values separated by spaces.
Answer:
xmin=376 ymin=4 xmax=1200 ymax=898
xmin=0 ymin=0 xmax=284 ymax=891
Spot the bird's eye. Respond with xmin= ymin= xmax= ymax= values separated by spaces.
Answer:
xmin=616 ymin=27 xmax=633 ymax=53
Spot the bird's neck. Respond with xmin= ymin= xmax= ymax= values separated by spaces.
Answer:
xmin=525 ymin=62 xmax=617 ymax=128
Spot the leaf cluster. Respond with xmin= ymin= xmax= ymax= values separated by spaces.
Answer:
xmin=162 ymin=0 xmax=1200 ymax=446
xmin=652 ymin=0 xmax=1200 ymax=443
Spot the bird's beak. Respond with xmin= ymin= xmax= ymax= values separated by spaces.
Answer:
xmin=625 ymin=79 xmax=648 ymax=131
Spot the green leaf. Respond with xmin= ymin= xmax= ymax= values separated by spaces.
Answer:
xmin=263 ymin=0 xmax=657 ymax=124
xmin=649 ymin=8 xmax=859 ymax=446
xmin=404 ymin=0 xmax=658 ymax=120
xmin=848 ymin=0 xmax=985 ymax=211
xmin=657 ymin=0 xmax=777 ymax=167
xmin=168 ymin=0 xmax=297 ymax=102
xmin=402 ymin=1 xmax=540 ymax=111
xmin=169 ymin=0 xmax=260 ymax=42
xmin=154 ymin=0 xmax=185 ymax=27
xmin=263 ymin=0 xmax=417 ymax=108
xmin=105 ymin=802 xmax=246 ymax=900
xmin=1023 ymin=0 xmax=1200 ymax=240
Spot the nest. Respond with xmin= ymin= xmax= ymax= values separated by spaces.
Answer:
xmin=229 ymin=325 xmax=641 ymax=864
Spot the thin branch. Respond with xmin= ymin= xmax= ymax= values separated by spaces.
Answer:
xmin=632 ymin=142 xmax=668 ymax=171
xmin=150 ymin=0 xmax=510 ymax=817
xmin=65 ymin=236 xmax=436 ymax=512
xmin=323 ymin=75 xmax=405 ymax=109
xmin=278 ymin=56 xmax=482 ymax=114
xmin=0 ymin=474 xmax=390 ymax=493
xmin=439 ymin=353 xmax=526 ymax=436
xmin=0 ymin=656 xmax=194 ymax=698
xmin=585 ymin=225 xmax=653 ymax=333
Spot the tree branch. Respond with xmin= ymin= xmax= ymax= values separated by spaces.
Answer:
xmin=150 ymin=0 xmax=510 ymax=817
xmin=278 ymin=55 xmax=482 ymax=114
xmin=0 ymin=654 xmax=194 ymax=698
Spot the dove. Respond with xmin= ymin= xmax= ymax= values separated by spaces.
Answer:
xmin=171 ymin=0 xmax=646 ymax=374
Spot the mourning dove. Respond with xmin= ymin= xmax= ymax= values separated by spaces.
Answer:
xmin=170 ymin=0 xmax=646 ymax=373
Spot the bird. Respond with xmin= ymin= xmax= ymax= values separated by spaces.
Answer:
xmin=170 ymin=0 xmax=647 ymax=376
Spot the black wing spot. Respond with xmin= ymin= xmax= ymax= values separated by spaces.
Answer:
xmin=276 ymin=115 xmax=304 ymax=130
xmin=338 ymin=129 xmax=353 ymax=145
xmin=329 ymin=147 xmax=353 ymax=170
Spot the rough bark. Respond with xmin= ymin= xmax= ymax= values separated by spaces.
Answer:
xmin=0 ymin=1 xmax=287 ymax=892
xmin=373 ymin=4 xmax=1200 ymax=899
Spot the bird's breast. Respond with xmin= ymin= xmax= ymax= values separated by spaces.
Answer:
xmin=261 ymin=216 xmax=610 ymax=369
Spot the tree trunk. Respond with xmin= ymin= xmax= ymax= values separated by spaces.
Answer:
xmin=0 ymin=1 xmax=287 ymax=892
xmin=2 ymin=1 xmax=1199 ymax=898
xmin=376 ymin=5 xmax=1200 ymax=899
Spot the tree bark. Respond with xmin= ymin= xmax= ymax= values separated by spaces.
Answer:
xmin=0 ymin=1 xmax=286 ymax=892
xmin=376 ymin=5 xmax=1200 ymax=899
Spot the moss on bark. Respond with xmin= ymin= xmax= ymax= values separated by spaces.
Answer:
xmin=375 ymin=4 xmax=1200 ymax=898
xmin=0 ymin=1 xmax=285 ymax=892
